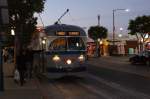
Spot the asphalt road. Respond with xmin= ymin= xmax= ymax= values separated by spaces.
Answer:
xmin=37 ymin=57 xmax=150 ymax=99
xmin=87 ymin=57 xmax=150 ymax=96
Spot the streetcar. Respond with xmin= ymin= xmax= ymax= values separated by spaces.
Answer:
xmin=43 ymin=24 xmax=87 ymax=76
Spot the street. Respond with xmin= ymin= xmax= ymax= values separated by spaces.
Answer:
xmin=37 ymin=56 xmax=150 ymax=99
xmin=1 ymin=1 xmax=150 ymax=99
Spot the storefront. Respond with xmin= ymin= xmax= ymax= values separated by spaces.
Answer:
xmin=145 ymin=42 xmax=150 ymax=50
xmin=87 ymin=38 xmax=96 ymax=57
xmin=87 ymin=38 xmax=109 ymax=57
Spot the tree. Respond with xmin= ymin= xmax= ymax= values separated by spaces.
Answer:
xmin=7 ymin=0 xmax=46 ymax=50
xmin=88 ymin=26 xmax=107 ymax=40
xmin=128 ymin=15 xmax=150 ymax=51
xmin=88 ymin=26 xmax=108 ymax=57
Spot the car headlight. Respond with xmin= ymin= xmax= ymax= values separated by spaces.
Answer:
xmin=52 ymin=55 xmax=60 ymax=62
xmin=66 ymin=59 xmax=72 ymax=65
xmin=78 ymin=55 xmax=85 ymax=61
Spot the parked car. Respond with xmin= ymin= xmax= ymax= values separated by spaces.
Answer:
xmin=129 ymin=50 xmax=150 ymax=65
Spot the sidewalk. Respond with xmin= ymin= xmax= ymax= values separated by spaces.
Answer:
xmin=87 ymin=56 xmax=150 ymax=78
xmin=0 ymin=77 xmax=42 ymax=99
xmin=0 ymin=62 xmax=43 ymax=99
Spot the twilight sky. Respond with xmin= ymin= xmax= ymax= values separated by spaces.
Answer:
xmin=36 ymin=0 xmax=150 ymax=35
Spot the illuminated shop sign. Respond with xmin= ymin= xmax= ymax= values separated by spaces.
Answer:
xmin=146 ymin=42 xmax=150 ymax=50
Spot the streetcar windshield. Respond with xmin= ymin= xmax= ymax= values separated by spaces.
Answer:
xmin=49 ymin=37 xmax=85 ymax=51
xmin=49 ymin=37 xmax=66 ymax=50
xmin=68 ymin=37 xmax=85 ymax=50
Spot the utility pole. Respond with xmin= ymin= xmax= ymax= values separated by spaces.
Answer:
xmin=97 ymin=14 xmax=101 ymax=57
xmin=0 ymin=0 xmax=9 ymax=91
xmin=98 ymin=14 xmax=100 ymax=26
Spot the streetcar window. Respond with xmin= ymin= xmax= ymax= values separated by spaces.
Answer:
xmin=68 ymin=37 xmax=85 ymax=50
xmin=49 ymin=37 xmax=66 ymax=50
xmin=49 ymin=37 xmax=85 ymax=51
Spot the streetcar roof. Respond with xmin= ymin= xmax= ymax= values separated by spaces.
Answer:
xmin=44 ymin=24 xmax=86 ymax=36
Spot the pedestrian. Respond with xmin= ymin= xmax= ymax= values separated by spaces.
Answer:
xmin=16 ymin=49 xmax=27 ymax=86
xmin=14 ymin=67 xmax=20 ymax=84
xmin=3 ymin=48 xmax=8 ymax=62
xmin=8 ymin=47 xmax=14 ymax=63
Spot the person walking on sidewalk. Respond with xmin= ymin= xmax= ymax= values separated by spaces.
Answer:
xmin=16 ymin=49 xmax=27 ymax=86
xmin=3 ymin=48 xmax=8 ymax=62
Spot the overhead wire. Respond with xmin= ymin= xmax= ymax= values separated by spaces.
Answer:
xmin=38 ymin=13 xmax=45 ymax=28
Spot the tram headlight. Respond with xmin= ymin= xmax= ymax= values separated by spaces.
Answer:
xmin=66 ymin=59 xmax=72 ymax=65
xmin=78 ymin=55 xmax=85 ymax=61
xmin=52 ymin=55 xmax=60 ymax=62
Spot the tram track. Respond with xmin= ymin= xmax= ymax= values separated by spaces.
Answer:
xmin=82 ymin=73 xmax=150 ymax=99
xmin=37 ymin=71 xmax=150 ymax=99
xmin=47 ymin=75 xmax=104 ymax=99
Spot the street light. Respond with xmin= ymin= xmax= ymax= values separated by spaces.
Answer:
xmin=41 ymin=37 xmax=46 ymax=72
xmin=41 ymin=37 xmax=46 ymax=50
xmin=118 ymin=27 xmax=123 ymax=38
xmin=119 ymin=27 xmax=123 ymax=31
xmin=112 ymin=9 xmax=129 ymax=45
xmin=11 ymin=28 xmax=15 ymax=35
xmin=42 ymin=39 xmax=46 ymax=45
xmin=11 ymin=28 xmax=17 ymax=66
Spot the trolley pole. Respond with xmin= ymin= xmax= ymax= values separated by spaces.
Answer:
xmin=55 ymin=9 xmax=69 ymax=24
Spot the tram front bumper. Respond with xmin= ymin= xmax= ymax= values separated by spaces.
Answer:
xmin=46 ymin=66 xmax=86 ymax=73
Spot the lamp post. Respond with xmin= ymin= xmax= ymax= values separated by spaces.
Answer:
xmin=41 ymin=37 xmax=46 ymax=72
xmin=112 ymin=9 xmax=129 ymax=55
xmin=97 ymin=38 xmax=101 ymax=57
xmin=118 ymin=27 xmax=123 ymax=38
xmin=118 ymin=28 xmax=123 ymax=55
xmin=11 ymin=13 xmax=21 ymax=70
xmin=11 ymin=28 xmax=17 ymax=66
xmin=112 ymin=9 xmax=129 ymax=45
